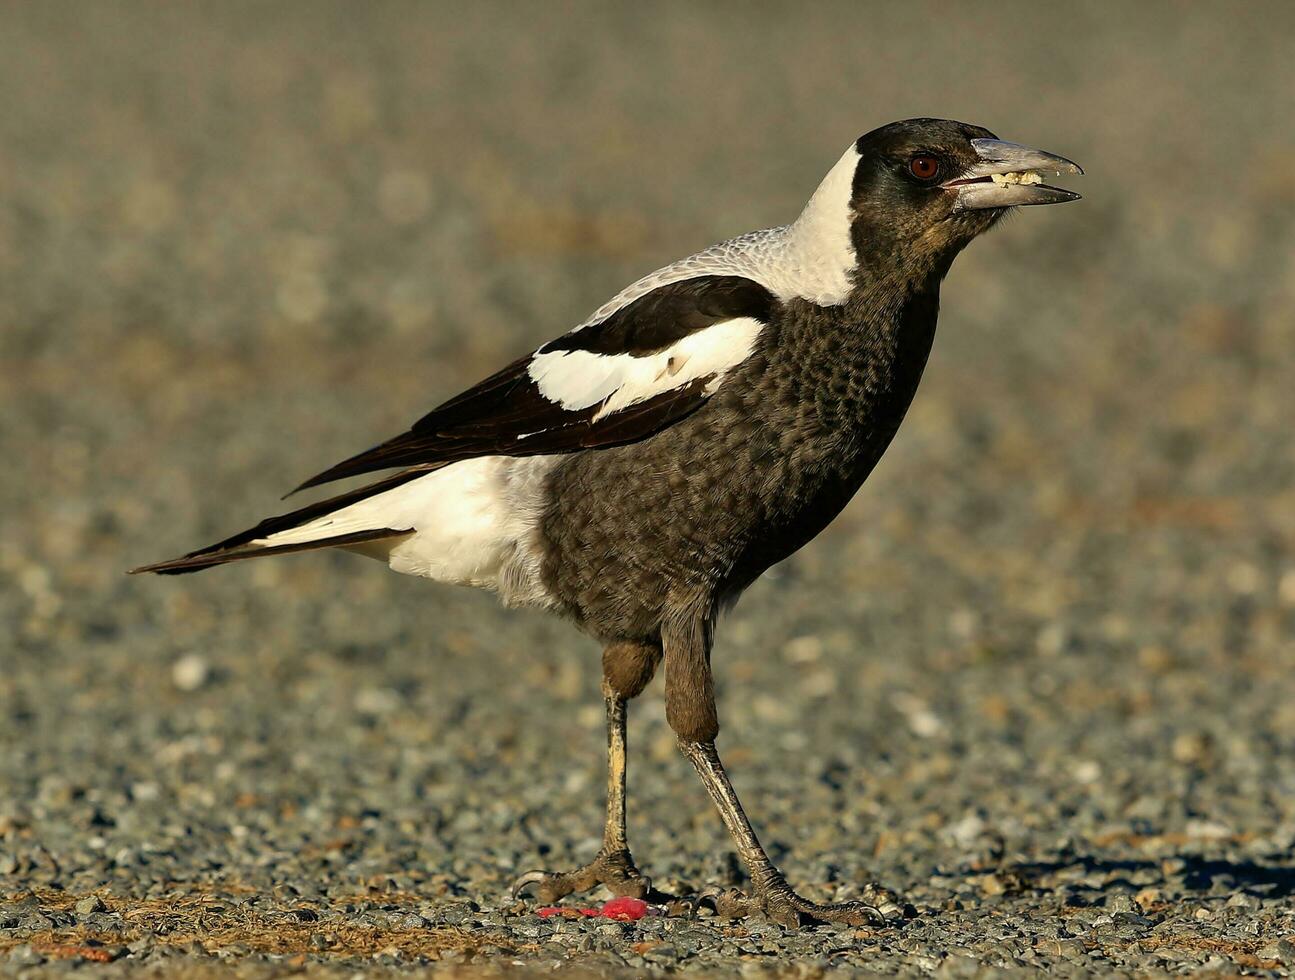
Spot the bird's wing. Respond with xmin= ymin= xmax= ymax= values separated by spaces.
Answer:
xmin=292 ymin=274 xmax=776 ymax=492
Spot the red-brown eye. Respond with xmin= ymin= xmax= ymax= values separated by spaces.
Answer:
xmin=909 ymin=155 xmax=940 ymax=181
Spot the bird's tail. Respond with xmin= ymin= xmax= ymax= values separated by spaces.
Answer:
xmin=129 ymin=470 xmax=424 ymax=576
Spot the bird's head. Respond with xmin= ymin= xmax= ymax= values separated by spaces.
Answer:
xmin=811 ymin=118 xmax=1082 ymax=293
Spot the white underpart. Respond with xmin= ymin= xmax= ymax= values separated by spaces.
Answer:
xmin=527 ymin=317 xmax=765 ymax=416
xmin=251 ymin=456 xmax=560 ymax=608
xmin=576 ymin=143 xmax=861 ymax=329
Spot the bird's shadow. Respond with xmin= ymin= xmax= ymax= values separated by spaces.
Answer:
xmin=1006 ymin=853 xmax=1295 ymax=898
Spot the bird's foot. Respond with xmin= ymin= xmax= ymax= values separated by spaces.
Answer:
xmin=699 ymin=880 xmax=901 ymax=929
xmin=512 ymin=847 xmax=651 ymax=904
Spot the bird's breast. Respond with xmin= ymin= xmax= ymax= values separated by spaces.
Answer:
xmin=537 ymin=290 xmax=943 ymax=637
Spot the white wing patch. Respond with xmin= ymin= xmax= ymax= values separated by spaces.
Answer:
xmin=526 ymin=350 xmax=623 ymax=412
xmin=527 ymin=317 xmax=764 ymax=418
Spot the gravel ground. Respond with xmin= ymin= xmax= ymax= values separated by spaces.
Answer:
xmin=3 ymin=2 xmax=1295 ymax=976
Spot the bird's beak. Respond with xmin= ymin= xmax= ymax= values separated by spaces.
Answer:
xmin=944 ymin=138 xmax=1083 ymax=210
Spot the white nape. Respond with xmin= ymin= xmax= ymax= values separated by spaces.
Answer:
xmin=574 ymin=143 xmax=862 ymax=329
xmin=779 ymin=143 xmax=860 ymax=305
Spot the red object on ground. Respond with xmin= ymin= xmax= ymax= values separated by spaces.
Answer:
xmin=536 ymin=906 xmax=581 ymax=918
xmin=535 ymin=896 xmax=650 ymax=921
xmin=600 ymin=896 xmax=649 ymax=920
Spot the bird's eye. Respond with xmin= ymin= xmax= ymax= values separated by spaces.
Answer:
xmin=908 ymin=155 xmax=940 ymax=182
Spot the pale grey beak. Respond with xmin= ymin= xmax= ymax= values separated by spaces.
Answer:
xmin=945 ymin=138 xmax=1083 ymax=210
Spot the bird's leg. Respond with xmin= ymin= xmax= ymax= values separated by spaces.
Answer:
xmin=513 ymin=643 xmax=659 ymax=904
xmin=677 ymin=739 xmax=883 ymax=927
xmin=663 ymin=612 xmax=883 ymax=928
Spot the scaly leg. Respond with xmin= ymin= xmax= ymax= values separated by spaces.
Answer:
xmin=513 ymin=679 xmax=651 ymax=903
xmin=678 ymin=739 xmax=883 ymax=927
xmin=663 ymin=610 xmax=884 ymax=928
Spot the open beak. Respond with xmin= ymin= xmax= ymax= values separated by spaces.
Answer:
xmin=944 ymin=138 xmax=1083 ymax=210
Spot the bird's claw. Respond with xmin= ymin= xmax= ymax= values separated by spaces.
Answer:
xmin=510 ymin=848 xmax=651 ymax=905
xmin=697 ymin=882 xmax=895 ymax=928
xmin=660 ymin=888 xmax=716 ymax=919
xmin=688 ymin=885 xmax=725 ymax=914
xmin=511 ymin=870 xmax=551 ymax=900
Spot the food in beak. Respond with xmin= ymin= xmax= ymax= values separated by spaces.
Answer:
xmin=990 ymin=171 xmax=1044 ymax=186
xmin=947 ymin=139 xmax=1083 ymax=210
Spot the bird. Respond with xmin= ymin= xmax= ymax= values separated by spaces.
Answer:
xmin=132 ymin=118 xmax=1082 ymax=927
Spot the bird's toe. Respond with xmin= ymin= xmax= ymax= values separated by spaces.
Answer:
xmin=696 ymin=880 xmax=904 ymax=929
xmin=510 ymin=848 xmax=651 ymax=905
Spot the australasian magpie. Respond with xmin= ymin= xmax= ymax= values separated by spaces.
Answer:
xmin=134 ymin=119 xmax=1082 ymax=926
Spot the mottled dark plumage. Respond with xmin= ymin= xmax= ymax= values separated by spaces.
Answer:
xmin=542 ymin=289 xmax=942 ymax=650
xmin=132 ymin=118 xmax=1081 ymax=926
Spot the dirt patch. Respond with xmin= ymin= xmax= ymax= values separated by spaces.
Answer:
xmin=1 ymin=887 xmax=528 ymax=965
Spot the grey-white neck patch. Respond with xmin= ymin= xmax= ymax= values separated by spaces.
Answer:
xmin=576 ymin=143 xmax=860 ymax=330
xmin=778 ymin=142 xmax=860 ymax=304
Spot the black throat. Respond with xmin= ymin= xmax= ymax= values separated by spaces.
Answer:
xmin=831 ymin=252 xmax=952 ymax=426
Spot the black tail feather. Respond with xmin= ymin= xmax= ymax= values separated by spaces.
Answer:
xmin=129 ymin=468 xmax=429 ymax=576
xmin=129 ymin=528 xmax=413 ymax=575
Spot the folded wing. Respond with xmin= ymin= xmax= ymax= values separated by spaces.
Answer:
xmin=293 ymin=275 xmax=775 ymax=492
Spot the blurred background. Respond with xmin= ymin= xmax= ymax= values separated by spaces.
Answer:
xmin=2 ymin=0 xmax=1294 ymax=972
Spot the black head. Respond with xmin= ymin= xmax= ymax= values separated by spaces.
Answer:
xmin=847 ymin=118 xmax=1082 ymax=286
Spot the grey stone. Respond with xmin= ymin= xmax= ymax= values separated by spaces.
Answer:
xmin=74 ymin=894 xmax=106 ymax=916
xmin=8 ymin=946 xmax=43 ymax=966
xmin=1258 ymin=939 xmax=1295 ymax=962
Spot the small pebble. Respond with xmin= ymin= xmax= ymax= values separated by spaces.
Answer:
xmin=171 ymin=655 xmax=210 ymax=692
xmin=75 ymin=894 xmax=107 ymax=916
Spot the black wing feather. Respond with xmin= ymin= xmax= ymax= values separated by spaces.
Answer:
xmin=292 ymin=275 xmax=774 ymax=493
